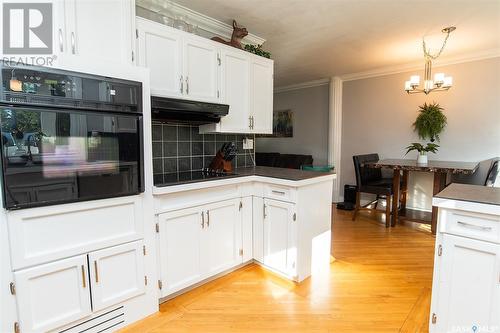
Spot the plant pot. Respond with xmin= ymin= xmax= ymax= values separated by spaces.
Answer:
xmin=417 ymin=153 xmax=428 ymax=165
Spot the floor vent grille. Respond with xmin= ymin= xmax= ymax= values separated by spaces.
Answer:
xmin=58 ymin=306 xmax=125 ymax=333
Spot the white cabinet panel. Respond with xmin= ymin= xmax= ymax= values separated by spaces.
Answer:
xmin=183 ymin=36 xmax=219 ymax=103
xmin=218 ymin=49 xmax=250 ymax=132
xmin=158 ymin=207 xmax=203 ymax=296
xmin=88 ymin=241 xmax=145 ymax=312
xmin=137 ymin=19 xmax=183 ymax=98
xmin=201 ymin=199 xmax=241 ymax=276
xmin=263 ymin=199 xmax=296 ymax=276
xmin=241 ymin=196 xmax=254 ymax=262
xmin=8 ymin=196 xmax=143 ymax=270
xmin=14 ymin=255 xmax=91 ymax=333
xmin=431 ymin=234 xmax=500 ymax=332
xmin=64 ymin=0 xmax=134 ymax=65
xmin=250 ymin=58 xmax=273 ymax=134
xmin=252 ymin=196 xmax=265 ymax=263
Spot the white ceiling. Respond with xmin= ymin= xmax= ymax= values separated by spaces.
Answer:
xmin=173 ymin=0 xmax=500 ymax=86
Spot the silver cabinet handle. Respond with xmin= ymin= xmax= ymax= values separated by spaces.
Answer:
xmin=81 ymin=265 xmax=86 ymax=288
xmin=180 ymin=75 xmax=183 ymax=94
xmin=263 ymin=204 xmax=267 ymax=219
xmin=94 ymin=260 xmax=99 ymax=283
xmin=272 ymin=190 xmax=286 ymax=195
xmin=201 ymin=211 xmax=205 ymax=228
xmin=457 ymin=221 xmax=492 ymax=231
xmin=206 ymin=210 xmax=210 ymax=227
xmin=249 ymin=116 xmax=252 ymax=129
xmin=185 ymin=77 xmax=189 ymax=95
xmin=58 ymin=29 xmax=64 ymax=52
xmin=251 ymin=116 xmax=255 ymax=129
xmin=71 ymin=31 xmax=76 ymax=54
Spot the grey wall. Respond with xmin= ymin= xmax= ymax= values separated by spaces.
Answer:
xmin=341 ymin=57 xmax=500 ymax=210
xmin=256 ymin=84 xmax=330 ymax=165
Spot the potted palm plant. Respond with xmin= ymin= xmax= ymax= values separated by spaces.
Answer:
xmin=406 ymin=102 xmax=447 ymax=164
xmin=405 ymin=143 xmax=439 ymax=164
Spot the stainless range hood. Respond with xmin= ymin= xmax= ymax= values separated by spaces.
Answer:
xmin=151 ymin=96 xmax=229 ymax=124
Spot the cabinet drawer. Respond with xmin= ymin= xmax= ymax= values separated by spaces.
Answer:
xmin=440 ymin=209 xmax=500 ymax=243
xmin=263 ymin=185 xmax=296 ymax=203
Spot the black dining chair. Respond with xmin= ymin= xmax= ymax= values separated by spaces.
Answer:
xmin=352 ymin=153 xmax=397 ymax=227
xmin=451 ymin=157 xmax=499 ymax=187
xmin=485 ymin=159 xmax=499 ymax=187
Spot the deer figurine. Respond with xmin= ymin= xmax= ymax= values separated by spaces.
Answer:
xmin=211 ymin=20 xmax=248 ymax=49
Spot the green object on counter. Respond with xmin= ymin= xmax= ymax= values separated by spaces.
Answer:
xmin=301 ymin=165 xmax=334 ymax=172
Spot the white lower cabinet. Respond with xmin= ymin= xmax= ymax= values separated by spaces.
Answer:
xmin=252 ymin=197 xmax=265 ymax=264
xmin=14 ymin=241 xmax=145 ymax=333
xmin=201 ymin=200 xmax=241 ymax=276
xmin=430 ymin=233 xmax=500 ymax=333
xmin=89 ymin=241 xmax=145 ymax=312
xmin=158 ymin=206 xmax=203 ymax=296
xmin=158 ymin=198 xmax=242 ymax=297
xmin=263 ymin=199 xmax=297 ymax=278
xmin=14 ymin=255 xmax=92 ymax=333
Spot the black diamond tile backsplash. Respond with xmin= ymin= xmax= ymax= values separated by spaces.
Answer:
xmin=152 ymin=122 xmax=256 ymax=184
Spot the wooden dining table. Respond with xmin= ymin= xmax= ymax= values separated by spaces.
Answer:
xmin=364 ymin=159 xmax=479 ymax=234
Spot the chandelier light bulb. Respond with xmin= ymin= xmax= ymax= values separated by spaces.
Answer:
xmin=443 ymin=76 xmax=453 ymax=87
xmin=410 ymin=75 xmax=420 ymax=86
xmin=434 ymin=73 xmax=445 ymax=84
xmin=405 ymin=81 xmax=412 ymax=91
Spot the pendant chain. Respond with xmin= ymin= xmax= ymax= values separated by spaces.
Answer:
xmin=422 ymin=30 xmax=452 ymax=60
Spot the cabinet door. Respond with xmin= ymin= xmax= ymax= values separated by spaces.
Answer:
xmin=201 ymin=199 xmax=242 ymax=276
xmin=241 ymin=197 xmax=254 ymax=262
xmin=250 ymin=58 xmax=273 ymax=134
xmin=253 ymin=196 xmax=265 ymax=263
xmin=263 ymin=199 xmax=296 ymax=275
xmin=137 ymin=19 xmax=183 ymax=98
xmin=183 ymin=36 xmax=219 ymax=103
xmin=219 ymin=49 xmax=251 ymax=132
xmin=88 ymin=241 xmax=145 ymax=312
xmin=65 ymin=0 xmax=134 ymax=65
xmin=431 ymin=234 xmax=500 ymax=332
xmin=14 ymin=255 xmax=91 ymax=333
xmin=158 ymin=207 xmax=203 ymax=296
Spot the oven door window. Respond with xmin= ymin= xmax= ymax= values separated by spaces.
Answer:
xmin=0 ymin=107 xmax=141 ymax=209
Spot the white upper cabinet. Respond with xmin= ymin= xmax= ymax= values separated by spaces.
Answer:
xmin=65 ymin=0 xmax=135 ymax=65
xmin=250 ymin=57 xmax=274 ymax=134
xmin=137 ymin=19 xmax=183 ymax=98
xmin=14 ymin=255 xmax=92 ymax=333
xmin=216 ymin=49 xmax=251 ymax=132
xmin=183 ymin=36 xmax=220 ymax=103
xmin=431 ymin=234 xmax=500 ymax=333
xmin=53 ymin=0 xmax=135 ymax=68
xmin=88 ymin=241 xmax=145 ymax=312
xmin=136 ymin=18 xmax=274 ymax=134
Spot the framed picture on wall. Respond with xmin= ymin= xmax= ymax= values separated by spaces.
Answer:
xmin=261 ymin=109 xmax=293 ymax=137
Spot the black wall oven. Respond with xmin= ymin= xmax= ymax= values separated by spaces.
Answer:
xmin=0 ymin=64 xmax=144 ymax=209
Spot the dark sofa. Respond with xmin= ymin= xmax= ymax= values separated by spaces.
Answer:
xmin=256 ymin=152 xmax=313 ymax=169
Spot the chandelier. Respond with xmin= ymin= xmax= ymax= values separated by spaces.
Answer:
xmin=404 ymin=27 xmax=456 ymax=95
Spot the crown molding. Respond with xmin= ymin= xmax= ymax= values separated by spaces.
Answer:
xmin=340 ymin=48 xmax=500 ymax=82
xmin=274 ymin=78 xmax=330 ymax=93
xmin=136 ymin=1 xmax=266 ymax=45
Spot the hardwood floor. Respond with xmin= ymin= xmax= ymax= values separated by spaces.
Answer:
xmin=119 ymin=207 xmax=436 ymax=333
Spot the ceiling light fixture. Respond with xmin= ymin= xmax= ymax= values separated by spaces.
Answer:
xmin=405 ymin=26 xmax=456 ymax=95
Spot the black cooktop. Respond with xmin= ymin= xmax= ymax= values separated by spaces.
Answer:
xmin=155 ymin=169 xmax=237 ymax=186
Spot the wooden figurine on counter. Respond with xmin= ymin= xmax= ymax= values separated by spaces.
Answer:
xmin=211 ymin=20 xmax=248 ymax=49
